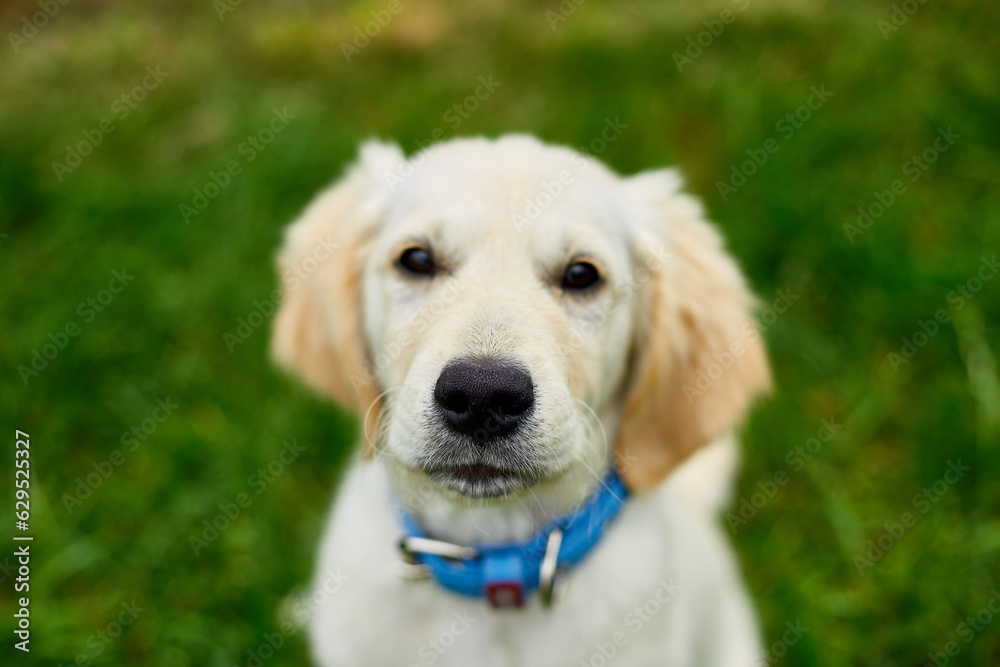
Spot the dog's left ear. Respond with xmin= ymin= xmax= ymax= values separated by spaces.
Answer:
xmin=616 ymin=169 xmax=771 ymax=492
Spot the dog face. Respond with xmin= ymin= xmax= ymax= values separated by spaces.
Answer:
xmin=360 ymin=139 xmax=642 ymax=499
xmin=273 ymin=135 xmax=769 ymax=507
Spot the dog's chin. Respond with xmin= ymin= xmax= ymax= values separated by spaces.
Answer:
xmin=423 ymin=464 xmax=541 ymax=500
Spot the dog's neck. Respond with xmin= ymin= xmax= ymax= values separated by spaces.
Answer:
xmin=386 ymin=459 xmax=612 ymax=546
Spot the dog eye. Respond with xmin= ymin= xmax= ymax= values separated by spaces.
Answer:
xmin=397 ymin=247 xmax=436 ymax=277
xmin=561 ymin=261 xmax=601 ymax=292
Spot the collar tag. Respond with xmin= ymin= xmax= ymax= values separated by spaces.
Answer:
xmin=482 ymin=553 xmax=525 ymax=608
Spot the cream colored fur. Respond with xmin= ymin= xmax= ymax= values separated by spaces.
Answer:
xmin=272 ymin=135 xmax=770 ymax=667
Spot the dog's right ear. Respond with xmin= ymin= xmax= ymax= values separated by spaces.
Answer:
xmin=271 ymin=141 xmax=404 ymax=439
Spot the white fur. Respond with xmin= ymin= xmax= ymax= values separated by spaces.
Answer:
xmin=309 ymin=448 xmax=760 ymax=667
xmin=306 ymin=446 xmax=761 ymax=667
xmin=272 ymin=135 xmax=768 ymax=667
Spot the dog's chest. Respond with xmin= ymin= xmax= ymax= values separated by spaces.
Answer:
xmin=306 ymin=463 xmax=710 ymax=667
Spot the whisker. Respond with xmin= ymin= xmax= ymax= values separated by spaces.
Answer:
xmin=466 ymin=495 xmax=498 ymax=538
xmin=363 ymin=386 xmax=404 ymax=463
xmin=572 ymin=396 xmax=610 ymax=463
xmin=575 ymin=457 xmax=626 ymax=505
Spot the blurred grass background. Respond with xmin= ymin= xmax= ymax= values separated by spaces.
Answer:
xmin=2 ymin=0 xmax=999 ymax=664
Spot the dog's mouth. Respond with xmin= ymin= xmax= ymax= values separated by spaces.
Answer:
xmin=423 ymin=464 xmax=540 ymax=499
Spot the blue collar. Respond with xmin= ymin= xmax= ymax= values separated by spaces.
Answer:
xmin=395 ymin=468 xmax=629 ymax=608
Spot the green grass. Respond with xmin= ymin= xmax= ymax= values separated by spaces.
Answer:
xmin=2 ymin=0 xmax=999 ymax=664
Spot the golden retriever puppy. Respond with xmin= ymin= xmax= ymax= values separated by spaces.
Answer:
xmin=272 ymin=134 xmax=770 ymax=667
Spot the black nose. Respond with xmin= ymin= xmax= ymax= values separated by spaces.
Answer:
xmin=434 ymin=358 xmax=535 ymax=445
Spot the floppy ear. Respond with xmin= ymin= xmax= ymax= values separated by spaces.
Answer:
xmin=271 ymin=141 xmax=404 ymax=447
xmin=616 ymin=169 xmax=771 ymax=491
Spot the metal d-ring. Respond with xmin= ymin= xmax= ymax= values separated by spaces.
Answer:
xmin=538 ymin=528 xmax=563 ymax=608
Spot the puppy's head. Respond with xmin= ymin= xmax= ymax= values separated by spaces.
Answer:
xmin=272 ymin=135 xmax=768 ymax=506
